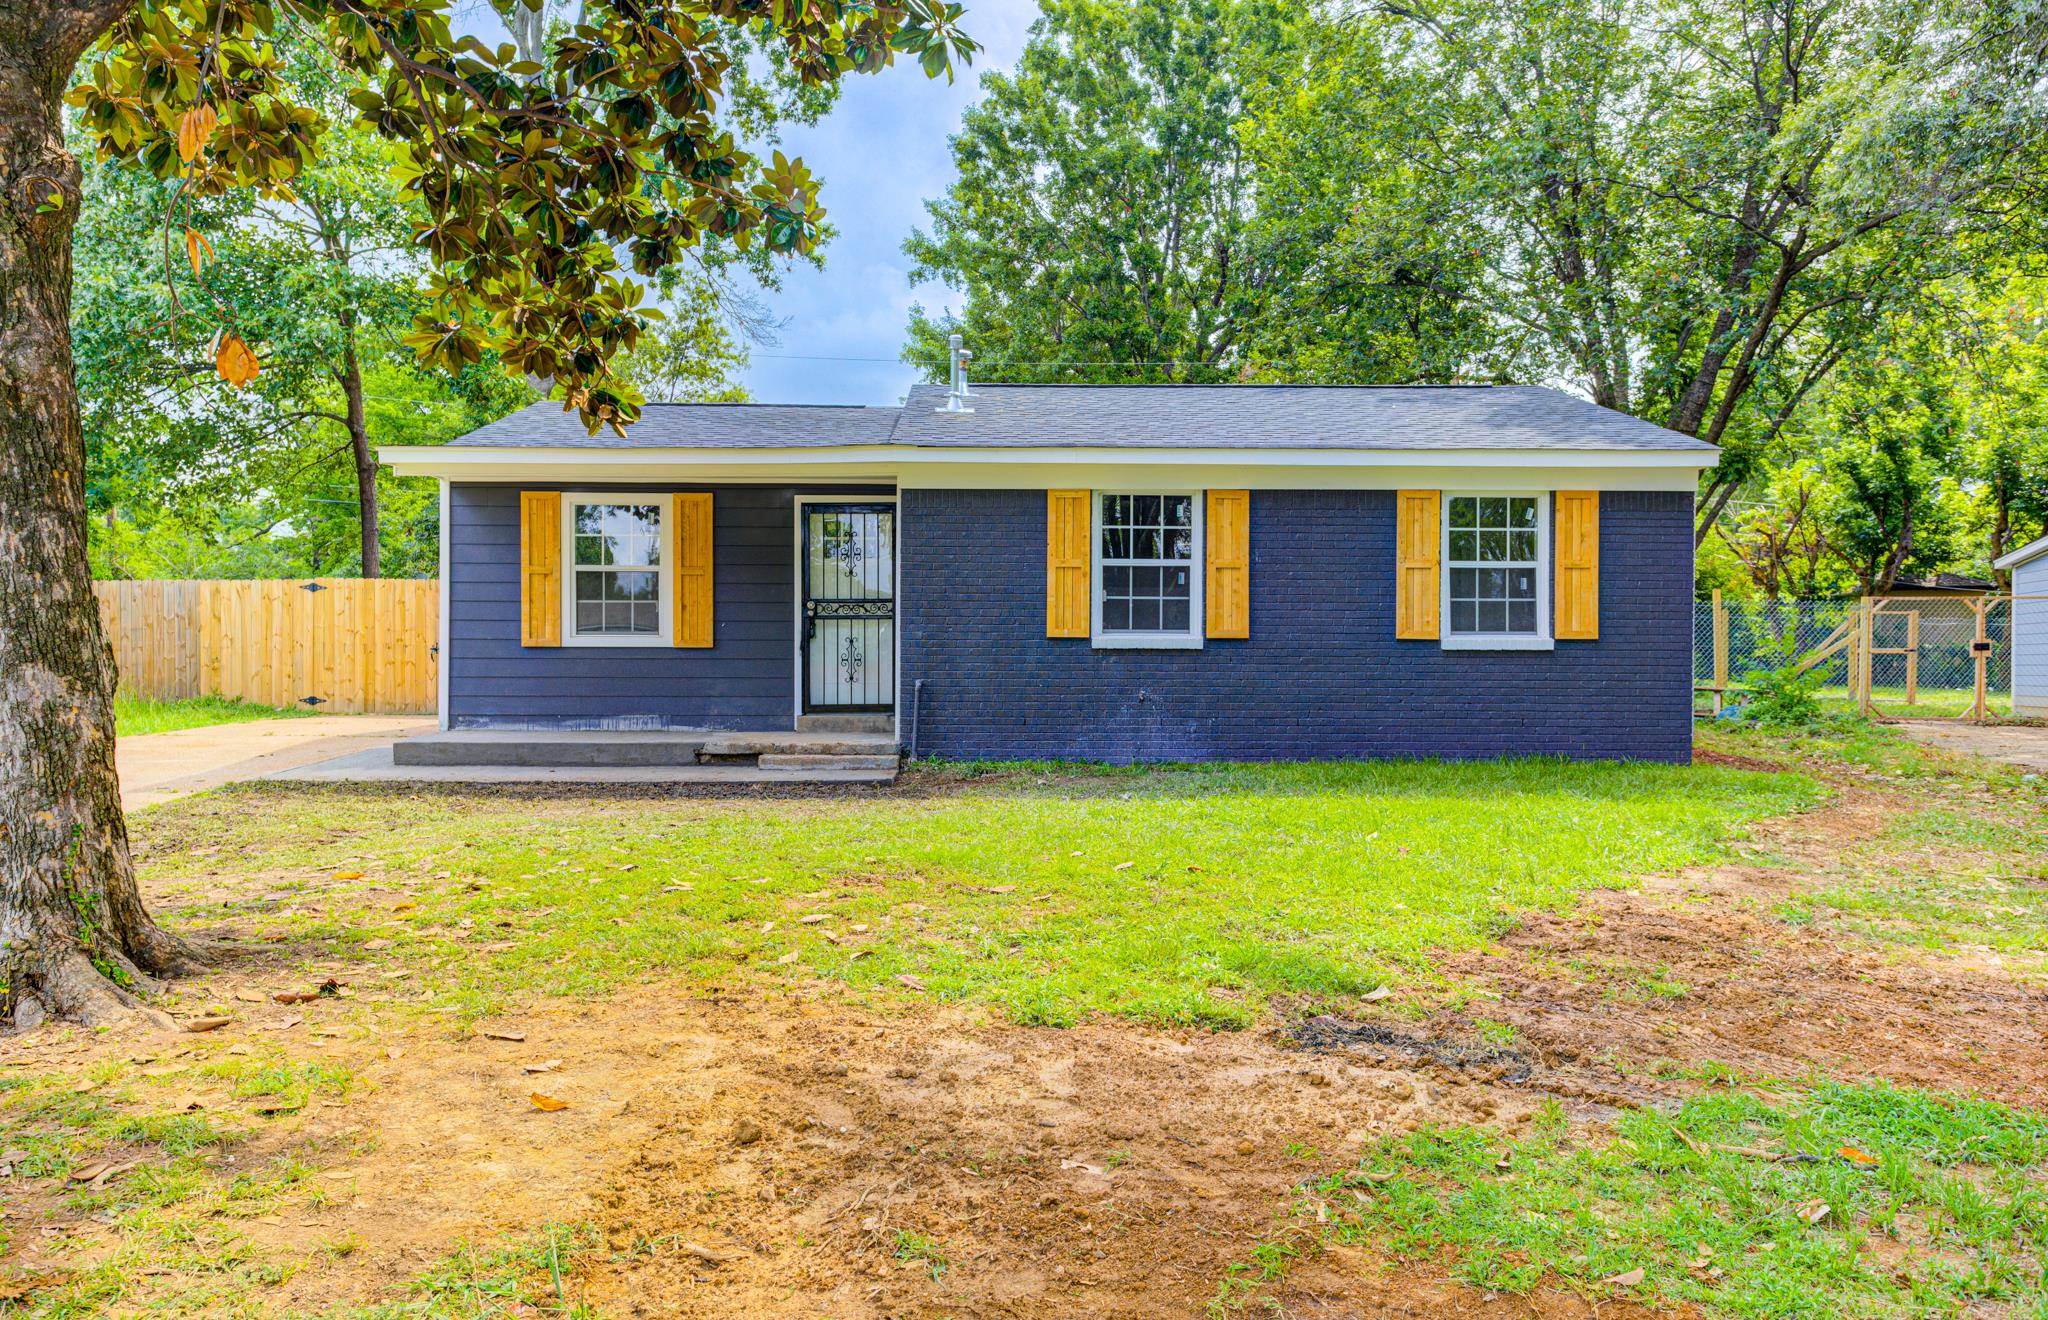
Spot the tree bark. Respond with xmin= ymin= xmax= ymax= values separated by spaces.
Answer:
xmin=338 ymin=310 xmax=379 ymax=579
xmin=1 ymin=10 xmax=196 ymax=1029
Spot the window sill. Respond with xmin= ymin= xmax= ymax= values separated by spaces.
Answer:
xmin=562 ymin=634 xmax=673 ymax=649
xmin=1091 ymin=632 xmax=1204 ymax=651
xmin=1441 ymin=634 xmax=1555 ymax=652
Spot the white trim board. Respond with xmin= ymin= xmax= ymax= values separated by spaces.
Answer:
xmin=380 ymin=445 xmax=1709 ymax=492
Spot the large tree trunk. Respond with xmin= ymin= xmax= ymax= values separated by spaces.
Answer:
xmin=338 ymin=313 xmax=380 ymax=579
xmin=1 ymin=11 xmax=195 ymax=1029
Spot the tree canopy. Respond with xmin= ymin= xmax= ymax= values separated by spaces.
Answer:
xmin=907 ymin=0 xmax=2048 ymax=562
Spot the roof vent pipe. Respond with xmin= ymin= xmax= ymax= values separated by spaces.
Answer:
xmin=937 ymin=333 xmax=974 ymax=414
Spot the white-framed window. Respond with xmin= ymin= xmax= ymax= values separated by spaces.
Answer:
xmin=1091 ymin=491 xmax=1204 ymax=649
xmin=1441 ymin=493 xmax=1552 ymax=651
xmin=561 ymin=493 xmax=670 ymax=647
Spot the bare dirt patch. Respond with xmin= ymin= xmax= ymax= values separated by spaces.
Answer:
xmin=1436 ymin=794 xmax=2048 ymax=1109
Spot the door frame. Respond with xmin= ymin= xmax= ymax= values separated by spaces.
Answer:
xmin=791 ymin=493 xmax=900 ymax=725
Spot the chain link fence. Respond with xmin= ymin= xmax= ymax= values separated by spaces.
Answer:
xmin=1695 ymin=595 xmax=2014 ymax=718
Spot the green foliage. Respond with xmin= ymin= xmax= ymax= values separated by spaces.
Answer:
xmin=1268 ymin=1083 xmax=2048 ymax=1317
xmin=906 ymin=0 xmax=1301 ymax=383
xmin=1737 ymin=631 xmax=1829 ymax=729
xmin=67 ymin=0 xmax=978 ymax=434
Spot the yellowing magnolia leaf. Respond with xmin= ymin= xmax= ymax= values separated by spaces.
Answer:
xmin=529 ymin=1092 xmax=568 ymax=1112
xmin=177 ymin=103 xmax=218 ymax=165
xmin=184 ymin=228 xmax=213 ymax=277
xmin=214 ymin=332 xmax=260 ymax=389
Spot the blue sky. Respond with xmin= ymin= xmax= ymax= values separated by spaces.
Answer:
xmin=733 ymin=1 xmax=1042 ymax=406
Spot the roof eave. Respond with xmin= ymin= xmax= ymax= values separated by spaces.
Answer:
xmin=380 ymin=442 xmax=1719 ymax=480
xmin=1993 ymin=530 xmax=2048 ymax=571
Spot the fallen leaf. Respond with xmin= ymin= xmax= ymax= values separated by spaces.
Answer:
xmin=987 ymin=885 xmax=1017 ymax=894
xmin=679 ymin=1240 xmax=735 ymax=1265
xmin=1836 ymin=1145 xmax=1879 ymax=1167
xmin=480 ymin=1028 xmax=526 ymax=1042
xmin=1795 ymin=1198 xmax=1830 ymax=1225
xmin=895 ymin=974 xmax=927 ymax=990
xmin=181 ymin=1017 xmax=232 ymax=1033
xmin=1362 ymin=985 xmax=1392 ymax=1002
xmin=529 ymin=1093 xmax=568 ymax=1112
xmin=774 ymin=949 xmax=800 ymax=965
xmin=232 ymin=989 xmax=266 ymax=1003
xmin=799 ymin=914 xmax=829 ymax=925
xmin=1113 ymin=861 xmax=1135 ymax=871
xmin=1601 ymin=1267 xmax=1646 ymax=1288
xmin=332 ymin=870 xmax=364 ymax=881
xmin=521 ymin=1060 xmax=562 ymax=1074
xmin=67 ymin=1159 xmax=112 ymax=1184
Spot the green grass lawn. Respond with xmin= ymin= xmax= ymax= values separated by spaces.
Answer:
xmin=1226 ymin=1080 xmax=2048 ymax=1318
xmin=113 ymin=692 xmax=312 ymax=738
xmin=141 ymin=757 xmax=1819 ymax=1029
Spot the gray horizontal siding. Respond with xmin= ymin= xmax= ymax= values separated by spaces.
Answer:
xmin=898 ymin=488 xmax=1695 ymax=763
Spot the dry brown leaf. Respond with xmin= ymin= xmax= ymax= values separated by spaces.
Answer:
xmin=183 ymin=228 xmax=212 ymax=277
xmin=522 ymin=1059 xmax=562 ymax=1074
xmin=214 ymin=332 xmax=261 ymax=388
xmin=895 ymin=973 xmax=927 ymax=990
xmin=1601 ymin=1267 xmax=1646 ymax=1288
xmin=529 ymin=1093 xmax=568 ymax=1112
xmin=1795 ymin=1199 xmax=1830 ymax=1225
xmin=1362 ymin=985 xmax=1392 ymax=1002
xmin=774 ymin=949 xmax=800 ymax=965
xmin=1113 ymin=861 xmax=1135 ymax=871
xmin=176 ymin=103 xmax=217 ymax=163
xmin=987 ymin=885 xmax=1017 ymax=894
xmin=480 ymin=1028 xmax=526 ymax=1042
xmin=181 ymin=1016 xmax=232 ymax=1033
xmin=679 ymin=1240 xmax=735 ymax=1265
xmin=798 ymin=914 xmax=829 ymax=925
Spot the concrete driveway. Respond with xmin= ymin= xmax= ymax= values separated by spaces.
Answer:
xmin=118 ymin=715 xmax=437 ymax=810
xmin=1891 ymin=719 xmax=2048 ymax=773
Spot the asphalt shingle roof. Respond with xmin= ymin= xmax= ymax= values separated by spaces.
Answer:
xmin=451 ymin=382 xmax=1716 ymax=453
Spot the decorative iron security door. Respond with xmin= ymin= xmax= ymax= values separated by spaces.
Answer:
xmin=801 ymin=504 xmax=895 ymax=712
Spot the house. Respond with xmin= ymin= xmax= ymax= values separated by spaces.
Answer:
xmin=1884 ymin=573 xmax=1996 ymax=598
xmin=378 ymin=357 xmax=1721 ymax=766
xmin=1994 ymin=533 xmax=2048 ymax=717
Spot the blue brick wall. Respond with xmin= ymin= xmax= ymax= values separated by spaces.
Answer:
xmin=446 ymin=483 xmax=882 ymax=731
xmin=898 ymin=489 xmax=1695 ymax=763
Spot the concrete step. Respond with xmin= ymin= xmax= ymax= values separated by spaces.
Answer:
xmin=756 ymin=753 xmax=901 ymax=772
xmin=394 ymin=730 xmax=707 ymax=768
xmin=699 ymin=732 xmax=898 ymax=758
xmin=796 ymin=713 xmax=894 ymax=734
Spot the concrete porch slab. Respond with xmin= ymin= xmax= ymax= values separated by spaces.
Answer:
xmin=265 ymin=746 xmax=900 ymax=786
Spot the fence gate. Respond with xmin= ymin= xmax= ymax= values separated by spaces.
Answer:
xmin=1850 ymin=595 xmax=2011 ymax=721
xmin=95 ymin=577 xmax=439 ymax=715
xmin=1696 ymin=592 xmax=2017 ymax=722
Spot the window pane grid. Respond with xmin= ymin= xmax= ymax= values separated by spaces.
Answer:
xmin=1447 ymin=495 xmax=1540 ymax=636
xmin=1099 ymin=493 xmax=1193 ymax=635
xmin=571 ymin=501 xmax=662 ymax=638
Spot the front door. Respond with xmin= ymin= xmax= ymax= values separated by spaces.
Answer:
xmin=801 ymin=503 xmax=896 ymax=712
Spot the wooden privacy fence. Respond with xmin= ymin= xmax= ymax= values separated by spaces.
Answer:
xmin=94 ymin=578 xmax=438 ymax=715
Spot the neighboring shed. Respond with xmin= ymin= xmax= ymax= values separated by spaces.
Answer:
xmin=1994 ymin=533 xmax=2048 ymax=717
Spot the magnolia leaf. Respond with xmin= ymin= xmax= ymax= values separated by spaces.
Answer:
xmin=214 ymin=332 xmax=260 ymax=388
xmin=176 ymin=103 xmax=217 ymax=164
xmin=184 ymin=228 xmax=213 ymax=277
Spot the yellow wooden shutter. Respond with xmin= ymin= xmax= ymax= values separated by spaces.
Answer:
xmin=1395 ymin=490 xmax=1440 ymax=640
xmin=519 ymin=490 xmax=562 ymax=648
xmin=1555 ymin=490 xmax=1600 ymax=640
xmin=671 ymin=492 xmax=714 ymax=648
xmin=1205 ymin=489 xmax=1250 ymax=639
xmin=1046 ymin=489 xmax=1091 ymax=638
